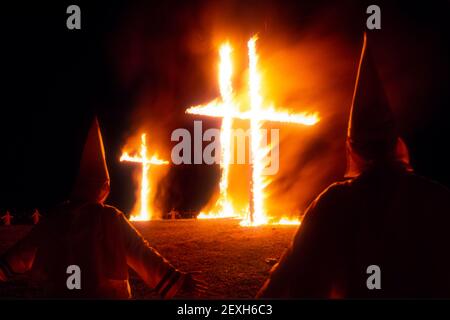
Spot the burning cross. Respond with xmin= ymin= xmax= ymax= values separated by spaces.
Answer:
xmin=186 ymin=36 xmax=319 ymax=226
xmin=120 ymin=134 xmax=168 ymax=221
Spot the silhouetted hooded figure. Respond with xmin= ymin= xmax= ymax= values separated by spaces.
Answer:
xmin=257 ymin=34 xmax=450 ymax=298
xmin=1 ymin=211 xmax=13 ymax=226
xmin=0 ymin=118 xmax=203 ymax=298
xmin=31 ymin=209 xmax=42 ymax=225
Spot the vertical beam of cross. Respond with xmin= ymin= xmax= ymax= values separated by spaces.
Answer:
xmin=120 ymin=134 xmax=169 ymax=221
xmin=248 ymin=36 xmax=267 ymax=225
xmin=216 ymin=44 xmax=235 ymax=217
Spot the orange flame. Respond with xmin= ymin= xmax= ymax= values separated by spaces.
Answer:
xmin=120 ymin=134 xmax=169 ymax=221
xmin=186 ymin=36 xmax=319 ymax=226
xmin=193 ymin=43 xmax=238 ymax=219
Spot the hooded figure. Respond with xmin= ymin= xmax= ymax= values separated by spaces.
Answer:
xmin=0 ymin=118 xmax=205 ymax=298
xmin=1 ymin=211 xmax=13 ymax=226
xmin=31 ymin=209 xmax=42 ymax=225
xmin=257 ymin=34 xmax=450 ymax=298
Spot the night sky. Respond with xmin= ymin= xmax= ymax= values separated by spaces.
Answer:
xmin=1 ymin=0 xmax=449 ymax=220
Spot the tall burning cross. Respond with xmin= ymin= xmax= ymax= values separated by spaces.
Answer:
xmin=120 ymin=134 xmax=169 ymax=221
xmin=186 ymin=36 xmax=319 ymax=226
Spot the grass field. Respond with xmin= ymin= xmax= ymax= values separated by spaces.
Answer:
xmin=0 ymin=219 xmax=298 ymax=299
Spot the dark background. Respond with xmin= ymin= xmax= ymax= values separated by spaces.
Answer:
xmin=0 ymin=0 xmax=449 ymax=221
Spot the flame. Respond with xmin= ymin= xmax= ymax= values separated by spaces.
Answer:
xmin=187 ymin=104 xmax=319 ymax=125
xmin=273 ymin=217 xmax=301 ymax=225
xmin=245 ymin=36 xmax=267 ymax=226
xmin=120 ymin=134 xmax=169 ymax=221
xmin=215 ymin=43 xmax=236 ymax=218
xmin=187 ymin=36 xmax=319 ymax=226
xmin=193 ymin=43 xmax=238 ymax=219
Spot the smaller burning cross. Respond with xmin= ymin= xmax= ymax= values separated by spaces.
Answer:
xmin=120 ymin=134 xmax=168 ymax=221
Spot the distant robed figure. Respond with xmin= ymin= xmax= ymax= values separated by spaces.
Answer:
xmin=31 ymin=209 xmax=42 ymax=225
xmin=1 ymin=211 xmax=13 ymax=226
xmin=257 ymin=34 xmax=450 ymax=298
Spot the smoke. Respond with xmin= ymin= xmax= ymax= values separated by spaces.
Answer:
xmin=258 ymin=33 xmax=357 ymax=217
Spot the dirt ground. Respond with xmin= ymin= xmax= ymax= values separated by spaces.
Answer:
xmin=0 ymin=219 xmax=298 ymax=299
